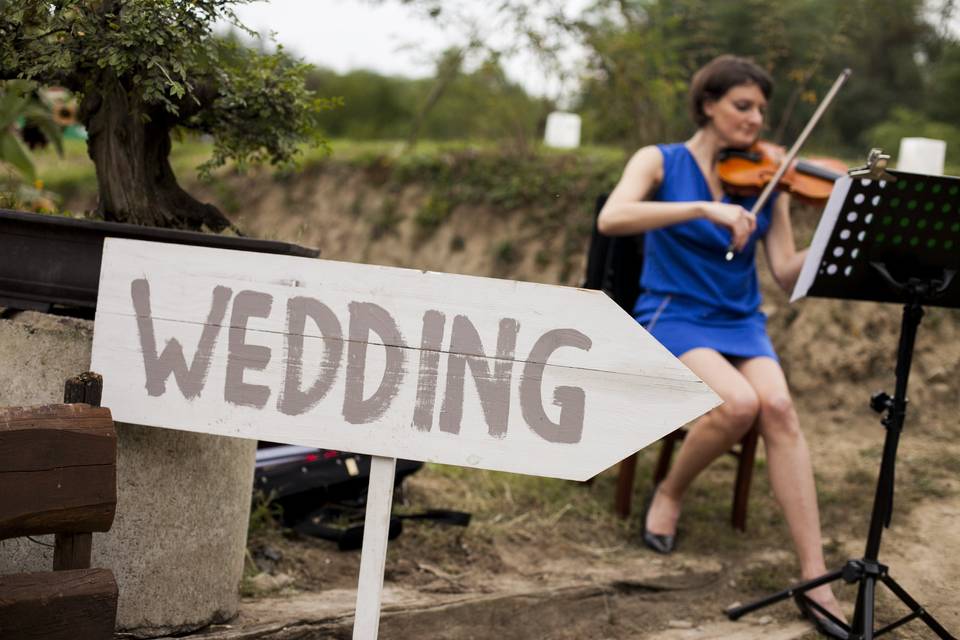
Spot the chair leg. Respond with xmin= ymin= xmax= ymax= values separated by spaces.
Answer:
xmin=614 ymin=454 xmax=638 ymax=518
xmin=732 ymin=426 xmax=760 ymax=532
xmin=653 ymin=431 xmax=680 ymax=485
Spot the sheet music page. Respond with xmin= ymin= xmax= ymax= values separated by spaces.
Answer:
xmin=790 ymin=176 xmax=853 ymax=302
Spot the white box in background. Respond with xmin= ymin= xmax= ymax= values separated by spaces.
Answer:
xmin=897 ymin=137 xmax=946 ymax=175
xmin=544 ymin=111 xmax=581 ymax=149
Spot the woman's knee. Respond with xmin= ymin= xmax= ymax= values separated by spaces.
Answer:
xmin=716 ymin=388 xmax=760 ymax=434
xmin=759 ymin=393 xmax=802 ymax=442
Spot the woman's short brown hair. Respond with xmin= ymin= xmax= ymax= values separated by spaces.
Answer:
xmin=689 ymin=55 xmax=773 ymax=127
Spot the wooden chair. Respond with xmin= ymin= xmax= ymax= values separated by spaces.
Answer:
xmin=583 ymin=194 xmax=760 ymax=530
xmin=614 ymin=424 xmax=759 ymax=531
xmin=0 ymin=373 xmax=119 ymax=640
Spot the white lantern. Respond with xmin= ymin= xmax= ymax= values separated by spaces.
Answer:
xmin=896 ymin=137 xmax=946 ymax=175
xmin=544 ymin=111 xmax=581 ymax=149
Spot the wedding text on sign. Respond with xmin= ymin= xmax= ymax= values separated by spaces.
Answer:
xmin=131 ymin=279 xmax=593 ymax=444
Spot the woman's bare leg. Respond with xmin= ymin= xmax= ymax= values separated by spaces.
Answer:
xmin=735 ymin=356 xmax=844 ymax=621
xmin=645 ymin=348 xmax=760 ymax=536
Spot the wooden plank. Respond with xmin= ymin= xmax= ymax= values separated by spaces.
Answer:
xmin=0 ymin=404 xmax=116 ymax=539
xmin=92 ymin=239 xmax=720 ymax=481
xmin=352 ymin=456 xmax=397 ymax=640
xmin=54 ymin=533 xmax=93 ymax=571
xmin=0 ymin=466 xmax=116 ymax=539
xmin=0 ymin=404 xmax=115 ymax=470
xmin=0 ymin=568 xmax=117 ymax=639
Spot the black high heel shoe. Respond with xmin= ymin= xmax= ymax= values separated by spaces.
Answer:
xmin=641 ymin=485 xmax=677 ymax=555
xmin=794 ymin=593 xmax=849 ymax=639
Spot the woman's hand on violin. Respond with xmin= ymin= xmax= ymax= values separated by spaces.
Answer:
xmin=700 ymin=202 xmax=756 ymax=251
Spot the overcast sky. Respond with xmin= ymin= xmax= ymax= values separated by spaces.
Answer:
xmin=225 ymin=1 xmax=960 ymax=102
xmin=223 ymin=0 xmax=589 ymax=101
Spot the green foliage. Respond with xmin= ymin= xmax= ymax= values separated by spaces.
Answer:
xmin=306 ymin=69 xmax=413 ymax=139
xmin=493 ymin=239 xmax=518 ymax=266
xmin=248 ymin=489 xmax=282 ymax=538
xmin=0 ymin=79 xmax=62 ymax=182
xmin=573 ymin=0 xmax=895 ymax=151
xmin=305 ymin=60 xmax=550 ymax=146
xmin=325 ymin=144 xmax=624 ymax=238
xmin=2 ymin=2 xmax=233 ymax=113
xmin=192 ymin=39 xmax=343 ymax=177
xmin=865 ymin=107 xmax=960 ymax=167
xmin=0 ymin=78 xmax=63 ymax=213
xmin=391 ymin=0 xmax=958 ymax=157
xmin=0 ymin=0 xmax=338 ymax=225
xmin=371 ymin=194 xmax=403 ymax=239
xmin=414 ymin=191 xmax=456 ymax=233
xmin=534 ymin=248 xmax=552 ymax=268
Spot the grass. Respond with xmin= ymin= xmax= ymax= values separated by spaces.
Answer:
xmin=397 ymin=446 xmax=794 ymax=559
xmin=28 ymin=136 xmax=960 ymax=209
xmin=413 ymin=192 xmax=456 ymax=234
xmin=248 ymin=489 xmax=283 ymax=539
xmin=26 ymin=136 xmax=627 ymax=207
xmin=492 ymin=240 xmax=518 ymax=267
xmin=370 ymin=195 xmax=403 ymax=239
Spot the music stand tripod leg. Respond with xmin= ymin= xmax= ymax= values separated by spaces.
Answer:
xmin=880 ymin=574 xmax=958 ymax=639
xmin=851 ymin=574 xmax=877 ymax=640
xmin=724 ymin=568 xmax=844 ymax=620
xmin=727 ymin=296 xmax=955 ymax=639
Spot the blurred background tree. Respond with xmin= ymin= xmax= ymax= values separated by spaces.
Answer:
xmin=367 ymin=0 xmax=960 ymax=162
xmin=0 ymin=0 xmax=338 ymax=230
xmin=5 ymin=0 xmax=960 ymax=217
xmin=305 ymin=50 xmax=551 ymax=150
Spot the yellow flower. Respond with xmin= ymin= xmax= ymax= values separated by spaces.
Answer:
xmin=34 ymin=179 xmax=44 ymax=190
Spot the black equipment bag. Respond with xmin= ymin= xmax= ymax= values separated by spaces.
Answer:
xmin=294 ymin=506 xmax=471 ymax=551
xmin=253 ymin=444 xmax=425 ymax=524
xmin=582 ymin=194 xmax=645 ymax=312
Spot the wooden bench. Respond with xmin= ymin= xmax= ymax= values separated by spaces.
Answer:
xmin=0 ymin=373 xmax=119 ymax=640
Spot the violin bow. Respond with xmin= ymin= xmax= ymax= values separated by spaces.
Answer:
xmin=725 ymin=68 xmax=853 ymax=261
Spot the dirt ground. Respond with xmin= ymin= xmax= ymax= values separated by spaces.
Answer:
xmin=70 ymin=166 xmax=960 ymax=638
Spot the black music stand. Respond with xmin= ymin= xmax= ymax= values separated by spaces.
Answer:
xmin=725 ymin=163 xmax=959 ymax=639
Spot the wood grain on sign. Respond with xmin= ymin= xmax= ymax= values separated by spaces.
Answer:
xmin=92 ymin=238 xmax=720 ymax=481
xmin=0 ymin=404 xmax=117 ymax=540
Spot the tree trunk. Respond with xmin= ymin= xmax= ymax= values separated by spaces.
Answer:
xmin=80 ymin=80 xmax=234 ymax=232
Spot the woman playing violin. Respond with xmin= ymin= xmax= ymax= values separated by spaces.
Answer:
xmin=597 ymin=55 xmax=846 ymax=629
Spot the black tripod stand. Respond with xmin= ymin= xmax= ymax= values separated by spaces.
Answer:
xmin=726 ymin=269 xmax=957 ymax=639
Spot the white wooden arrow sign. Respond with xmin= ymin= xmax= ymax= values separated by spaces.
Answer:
xmin=91 ymin=238 xmax=720 ymax=638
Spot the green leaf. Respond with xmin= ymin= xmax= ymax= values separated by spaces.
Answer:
xmin=0 ymin=133 xmax=36 ymax=181
xmin=0 ymin=92 xmax=31 ymax=130
xmin=32 ymin=117 xmax=64 ymax=156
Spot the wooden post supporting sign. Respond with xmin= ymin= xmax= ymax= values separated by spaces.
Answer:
xmin=353 ymin=456 xmax=397 ymax=639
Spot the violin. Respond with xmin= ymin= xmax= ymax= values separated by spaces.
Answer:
xmin=722 ymin=68 xmax=852 ymax=260
xmin=718 ymin=140 xmax=847 ymax=207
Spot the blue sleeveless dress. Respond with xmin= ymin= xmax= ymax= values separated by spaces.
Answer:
xmin=632 ymin=143 xmax=779 ymax=361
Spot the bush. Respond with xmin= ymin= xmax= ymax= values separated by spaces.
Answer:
xmin=863 ymin=108 xmax=960 ymax=169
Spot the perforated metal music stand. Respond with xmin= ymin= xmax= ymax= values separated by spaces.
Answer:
xmin=727 ymin=167 xmax=959 ymax=639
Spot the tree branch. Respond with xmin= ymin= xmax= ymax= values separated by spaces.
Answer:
xmin=175 ymin=76 xmax=218 ymax=120
xmin=20 ymin=27 xmax=71 ymax=43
